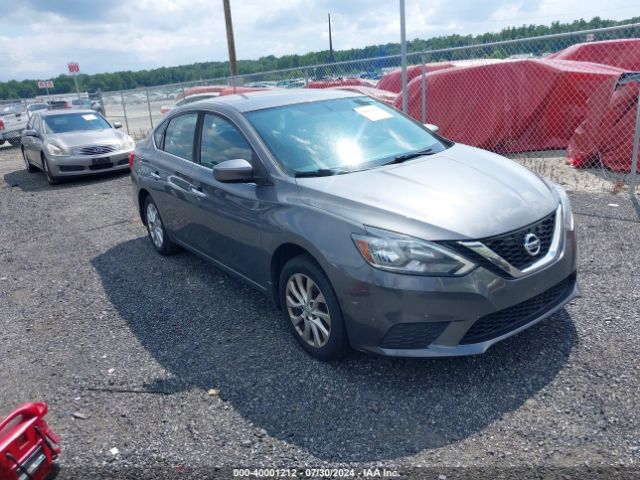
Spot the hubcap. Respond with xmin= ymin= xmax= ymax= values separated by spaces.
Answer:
xmin=286 ymin=273 xmax=331 ymax=348
xmin=146 ymin=203 xmax=163 ymax=248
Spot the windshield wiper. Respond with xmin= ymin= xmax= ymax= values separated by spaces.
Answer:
xmin=294 ymin=168 xmax=349 ymax=178
xmin=386 ymin=147 xmax=436 ymax=165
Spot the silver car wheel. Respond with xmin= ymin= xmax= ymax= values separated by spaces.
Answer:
xmin=286 ymin=273 xmax=331 ymax=348
xmin=22 ymin=150 xmax=29 ymax=169
xmin=146 ymin=202 xmax=164 ymax=248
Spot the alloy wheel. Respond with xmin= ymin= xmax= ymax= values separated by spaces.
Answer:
xmin=285 ymin=273 xmax=331 ymax=348
xmin=146 ymin=202 xmax=164 ymax=248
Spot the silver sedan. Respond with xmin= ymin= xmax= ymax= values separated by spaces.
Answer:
xmin=20 ymin=109 xmax=135 ymax=184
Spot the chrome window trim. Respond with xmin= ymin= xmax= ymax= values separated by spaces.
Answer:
xmin=459 ymin=204 xmax=563 ymax=278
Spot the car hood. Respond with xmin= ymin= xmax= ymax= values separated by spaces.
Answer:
xmin=295 ymin=144 xmax=558 ymax=240
xmin=47 ymin=129 xmax=125 ymax=148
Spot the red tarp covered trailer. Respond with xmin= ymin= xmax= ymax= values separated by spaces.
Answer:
xmin=395 ymin=58 xmax=624 ymax=153
xmin=568 ymin=73 xmax=640 ymax=173
xmin=376 ymin=63 xmax=455 ymax=93
xmin=548 ymin=39 xmax=640 ymax=71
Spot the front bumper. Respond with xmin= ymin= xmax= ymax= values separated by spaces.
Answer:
xmin=47 ymin=150 xmax=132 ymax=176
xmin=334 ymin=228 xmax=578 ymax=357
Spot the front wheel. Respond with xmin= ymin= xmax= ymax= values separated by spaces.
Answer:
xmin=41 ymin=156 xmax=58 ymax=184
xmin=144 ymin=196 xmax=181 ymax=255
xmin=279 ymin=255 xmax=348 ymax=360
xmin=22 ymin=148 xmax=37 ymax=172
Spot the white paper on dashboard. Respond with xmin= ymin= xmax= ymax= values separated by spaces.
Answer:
xmin=354 ymin=105 xmax=393 ymax=121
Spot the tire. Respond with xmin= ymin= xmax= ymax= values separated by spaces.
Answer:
xmin=143 ymin=196 xmax=181 ymax=255
xmin=279 ymin=255 xmax=349 ymax=360
xmin=41 ymin=155 xmax=59 ymax=184
xmin=22 ymin=148 xmax=37 ymax=172
xmin=7 ymin=138 xmax=21 ymax=148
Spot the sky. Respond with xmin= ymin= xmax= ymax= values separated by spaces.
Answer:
xmin=0 ymin=0 xmax=638 ymax=81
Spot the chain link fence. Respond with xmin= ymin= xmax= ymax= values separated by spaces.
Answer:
xmin=103 ymin=23 xmax=640 ymax=198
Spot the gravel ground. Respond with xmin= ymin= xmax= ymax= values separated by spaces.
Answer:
xmin=0 ymin=144 xmax=639 ymax=479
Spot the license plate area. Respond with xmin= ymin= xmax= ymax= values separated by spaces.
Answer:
xmin=91 ymin=156 xmax=111 ymax=165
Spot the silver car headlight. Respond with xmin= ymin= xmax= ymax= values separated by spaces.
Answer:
xmin=553 ymin=184 xmax=574 ymax=231
xmin=122 ymin=135 xmax=135 ymax=150
xmin=352 ymin=227 xmax=476 ymax=276
xmin=46 ymin=143 xmax=68 ymax=157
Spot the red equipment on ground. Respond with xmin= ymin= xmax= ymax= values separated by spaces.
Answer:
xmin=395 ymin=58 xmax=624 ymax=154
xmin=376 ymin=62 xmax=455 ymax=93
xmin=0 ymin=402 xmax=61 ymax=480
xmin=548 ymin=38 xmax=640 ymax=71
xmin=568 ymin=73 xmax=640 ymax=172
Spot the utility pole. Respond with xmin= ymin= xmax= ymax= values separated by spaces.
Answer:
xmin=223 ymin=0 xmax=238 ymax=77
xmin=399 ymin=0 xmax=408 ymax=113
xmin=328 ymin=13 xmax=334 ymax=62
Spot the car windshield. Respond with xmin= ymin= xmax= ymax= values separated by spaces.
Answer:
xmin=44 ymin=113 xmax=111 ymax=133
xmin=245 ymin=97 xmax=449 ymax=175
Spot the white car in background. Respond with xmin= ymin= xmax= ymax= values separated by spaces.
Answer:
xmin=0 ymin=104 xmax=28 ymax=147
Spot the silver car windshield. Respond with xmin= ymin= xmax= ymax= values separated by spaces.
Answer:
xmin=245 ymin=97 xmax=449 ymax=175
xmin=44 ymin=113 xmax=111 ymax=134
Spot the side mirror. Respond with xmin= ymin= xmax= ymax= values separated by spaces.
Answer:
xmin=214 ymin=159 xmax=254 ymax=182
xmin=113 ymin=122 xmax=123 ymax=129
xmin=23 ymin=129 xmax=37 ymax=137
xmin=424 ymin=123 xmax=439 ymax=134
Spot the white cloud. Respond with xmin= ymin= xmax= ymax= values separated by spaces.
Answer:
xmin=0 ymin=0 xmax=636 ymax=81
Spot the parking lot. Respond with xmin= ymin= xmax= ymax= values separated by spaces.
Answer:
xmin=0 ymin=143 xmax=639 ymax=478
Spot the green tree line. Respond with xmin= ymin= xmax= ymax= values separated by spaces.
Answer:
xmin=1 ymin=15 xmax=638 ymax=100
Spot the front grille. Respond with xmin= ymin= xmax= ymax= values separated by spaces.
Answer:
xmin=459 ymin=272 xmax=575 ymax=345
xmin=481 ymin=211 xmax=556 ymax=270
xmin=379 ymin=322 xmax=449 ymax=349
xmin=73 ymin=144 xmax=117 ymax=156
xmin=440 ymin=211 xmax=558 ymax=278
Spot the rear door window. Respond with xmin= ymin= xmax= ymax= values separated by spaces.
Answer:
xmin=163 ymin=113 xmax=198 ymax=161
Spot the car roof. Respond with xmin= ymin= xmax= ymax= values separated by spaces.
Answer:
xmin=40 ymin=109 xmax=98 ymax=117
xmin=179 ymin=88 xmax=365 ymax=113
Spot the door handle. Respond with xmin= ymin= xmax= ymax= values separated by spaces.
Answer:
xmin=190 ymin=186 xmax=207 ymax=198
xmin=150 ymin=171 xmax=160 ymax=180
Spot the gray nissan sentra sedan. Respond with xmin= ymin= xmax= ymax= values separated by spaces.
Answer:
xmin=131 ymin=89 xmax=578 ymax=360
xmin=21 ymin=109 xmax=135 ymax=184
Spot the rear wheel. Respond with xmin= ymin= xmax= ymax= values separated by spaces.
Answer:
xmin=22 ymin=148 xmax=36 ymax=172
xmin=41 ymin=155 xmax=58 ymax=184
xmin=144 ymin=196 xmax=181 ymax=255
xmin=7 ymin=138 xmax=20 ymax=147
xmin=279 ymin=255 xmax=348 ymax=361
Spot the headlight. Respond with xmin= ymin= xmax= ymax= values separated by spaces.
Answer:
xmin=553 ymin=184 xmax=574 ymax=231
xmin=122 ymin=135 xmax=135 ymax=150
xmin=352 ymin=227 xmax=476 ymax=276
xmin=46 ymin=143 xmax=68 ymax=156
